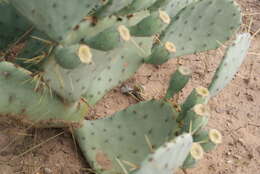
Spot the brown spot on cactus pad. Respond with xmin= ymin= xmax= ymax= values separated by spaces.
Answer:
xmin=96 ymin=151 xmax=113 ymax=170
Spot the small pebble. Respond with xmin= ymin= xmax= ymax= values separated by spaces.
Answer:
xmin=43 ymin=167 xmax=52 ymax=174
xmin=215 ymin=107 xmax=225 ymax=113
xmin=226 ymin=160 xmax=233 ymax=164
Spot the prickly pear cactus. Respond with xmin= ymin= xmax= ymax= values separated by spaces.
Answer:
xmin=193 ymin=129 xmax=222 ymax=152
xmin=182 ymin=142 xmax=204 ymax=168
xmin=129 ymin=10 xmax=171 ymax=36
xmin=75 ymin=100 xmax=180 ymax=174
xmin=0 ymin=61 xmax=87 ymax=127
xmin=158 ymin=0 xmax=196 ymax=18
xmin=136 ymin=134 xmax=193 ymax=174
xmin=0 ymin=0 xmax=250 ymax=173
xmin=209 ymin=33 xmax=252 ymax=97
xmin=43 ymin=36 xmax=153 ymax=103
xmin=147 ymin=0 xmax=242 ymax=64
xmin=119 ymin=0 xmax=157 ymax=15
xmin=182 ymin=104 xmax=210 ymax=134
xmin=165 ymin=66 xmax=192 ymax=99
xmin=178 ymin=87 xmax=210 ymax=121
xmin=94 ymin=0 xmax=134 ymax=18
xmin=9 ymin=0 xmax=103 ymax=41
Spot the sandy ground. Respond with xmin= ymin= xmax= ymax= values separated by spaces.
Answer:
xmin=0 ymin=0 xmax=259 ymax=173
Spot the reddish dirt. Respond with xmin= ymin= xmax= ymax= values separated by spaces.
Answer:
xmin=0 ymin=0 xmax=259 ymax=174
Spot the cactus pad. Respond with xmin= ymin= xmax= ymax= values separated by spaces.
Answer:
xmin=209 ymin=33 xmax=251 ymax=97
xmin=182 ymin=143 xmax=204 ymax=168
xmin=182 ymin=104 xmax=210 ymax=134
xmin=161 ymin=0 xmax=196 ymax=18
xmin=136 ymin=134 xmax=193 ymax=174
xmin=83 ymin=37 xmax=153 ymax=105
xmin=178 ymin=87 xmax=209 ymax=121
xmin=0 ymin=61 xmax=86 ymax=127
xmin=75 ymin=100 xmax=180 ymax=174
xmin=95 ymin=0 xmax=133 ymax=18
xmin=130 ymin=10 xmax=171 ymax=37
xmin=54 ymin=44 xmax=92 ymax=69
xmin=43 ymin=37 xmax=153 ymax=103
xmin=165 ymin=66 xmax=192 ymax=99
xmin=10 ymin=0 xmax=102 ymax=41
xmin=119 ymin=0 xmax=157 ymax=15
xmin=84 ymin=25 xmax=131 ymax=51
xmin=147 ymin=0 xmax=242 ymax=64
xmin=63 ymin=11 xmax=150 ymax=45
xmin=194 ymin=129 xmax=222 ymax=152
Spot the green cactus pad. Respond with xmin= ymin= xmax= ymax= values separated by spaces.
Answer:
xmin=194 ymin=129 xmax=222 ymax=152
xmin=149 ymin=0 xmax=194 ymax=13
xmin=0 ymin=2 xmax=31 ymax=50
xmin=149 ymin=0 xmax=172 ymax=11
xmin=63 ymin=11 xmax=150 ymax=45
xmin=119 ymin=0 xmax=157 ymax=15
xmin=83 ymin=37 xmax=153 ymax=105
xmin=130 ymin=10 xmax=171 ymax=37
xmin=145 ymin=42 xmax=176 ymax=64
xmin=84 ymin=25 xmax=131 ymax=51
xmin=43 ymin=37 xmax=153 ymax=103
xmin=147 ymin=0 xmax=242 ymax=64
xmin=209 ymin=33 xmax=251 ymax=97
xmin=182 ymin=143 xmax=204 ymax=168
xmin=43 ymin=48 xmax=111 ymax=103
xmin=160 ymin=0 xmax=196 ymax=18
xmin=10 ymin=0 xmax=103 ymax=41
xmin=0 ymin=61 xmax=87 ymax=127
xmin=124 ymin=10 xmax=151 ymax=26
xmin=94 ymin=0 xmax=133 ymax=18
xmin=182 ymin=104 xmax=210 ymax=134
xmin=136 ymin=134 xmax=193 ymax=174
xmin=165 ymin=66 xmax=192 ymax=99
xmin=54 ymin=44 xmax=93 ymax=69
xmin=75 ymin=100 xmax=180 ymax=174
xmin=63 ymin=15 xmax=119 ymax=45
xmin=178 ymin=87 xmax=209 ymax=121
